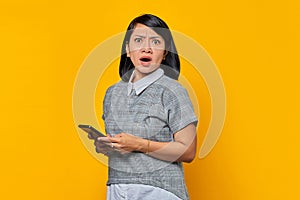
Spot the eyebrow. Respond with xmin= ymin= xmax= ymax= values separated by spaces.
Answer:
xmin=133 ymin=34 xmax=162 ymax=39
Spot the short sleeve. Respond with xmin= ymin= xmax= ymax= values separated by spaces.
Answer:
xmin=102 ymin=85 xmax=114 ymax=121
xmin=164 ymin=86 xmax=198 ymax=134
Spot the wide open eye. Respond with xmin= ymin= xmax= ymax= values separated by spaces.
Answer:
xmin=152 ymin=39 xmax=161 ymax=45
xmin=134 ymin=37 xmax=143 ymax=43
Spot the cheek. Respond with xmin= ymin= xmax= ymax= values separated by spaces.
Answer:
xmin=129 ymin=51 xmax=139 ymax=61
xmin=128 ymin=41 xmax=143 ymax=52
xmin=154 ymin=51 xmax=165 ymax=61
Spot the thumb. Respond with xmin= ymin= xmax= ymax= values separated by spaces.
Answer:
xmin=106 ymin=134 xmax=112 ymax=138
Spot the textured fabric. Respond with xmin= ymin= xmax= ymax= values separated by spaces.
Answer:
xmin=106 ymin=184 xmax=182 ymax=200
xmin=102 ymin=69 xmax=198 ymax=200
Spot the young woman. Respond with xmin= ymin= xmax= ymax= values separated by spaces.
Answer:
xmin=92 ymin=14 xmax=198 ymax=200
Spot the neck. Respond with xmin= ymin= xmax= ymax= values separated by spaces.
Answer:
xmin=132 ymin=73 xmax=145 ymax=82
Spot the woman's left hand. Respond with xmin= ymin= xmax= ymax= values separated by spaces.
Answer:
xmin=97 ymin=133 xmax=144 ymax=154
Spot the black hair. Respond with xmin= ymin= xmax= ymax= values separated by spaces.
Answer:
xmin=119 ymin=14 xmax=180 ymax=81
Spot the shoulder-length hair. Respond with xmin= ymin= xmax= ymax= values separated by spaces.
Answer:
xmin=119 ymin=14 xmax=180 ymax=81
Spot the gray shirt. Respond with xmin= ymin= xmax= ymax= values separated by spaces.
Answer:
xmin=102 ymin=68 xmax=198 ymax=200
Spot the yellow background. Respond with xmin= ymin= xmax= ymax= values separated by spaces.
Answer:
xmin=1 ymin=0 xmax=299 ymax=199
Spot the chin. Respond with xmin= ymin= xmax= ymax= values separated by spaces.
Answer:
xmin=139 ymin=68 xmax=155 ymax=74
xmin=137 ymin=65 xmax=159 ymax=74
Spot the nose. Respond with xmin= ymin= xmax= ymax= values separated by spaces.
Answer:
xmin=141 ymin=39 xmax=152 ymax=53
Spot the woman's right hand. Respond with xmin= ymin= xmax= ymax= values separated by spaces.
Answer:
xmin=88 ymin=134 xmax=114 ymax=156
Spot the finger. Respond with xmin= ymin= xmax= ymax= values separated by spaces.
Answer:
xmin=95 ymin=146 xmax=106 ymax=154
xmin=110 ymin=143 xmax=128 ymax=154
xmin=111 ymin=143 xmax=122 ymax=149
xmin=88 ymin=133 xmax=93 ymax=139
xmin=94 ymin=141 xmax=110 ymax=150
xmin=110 ymin=138 xmax=121 ymax=144
xmin=95 ymin=146 xmax=100 ymax=153
xmin=96 ymin=140 xmax=114 ymax=148
xmin=98 ymin=137 xmax=120 ymax=143
xmin=97 ymin=136 xmax=111 ymax=142
xmin=95 ymin=145 xmax=111 ymax=154
xmin=94 ymin=140 xmax=106 ymax=146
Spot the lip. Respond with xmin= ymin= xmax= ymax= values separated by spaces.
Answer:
xmin=139 ymin=56 xmax=152 ymax=66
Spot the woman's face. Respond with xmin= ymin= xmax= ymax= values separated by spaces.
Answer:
xmin=126 ymin=23 xmax=166 ymax=81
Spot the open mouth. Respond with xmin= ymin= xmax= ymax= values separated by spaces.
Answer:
xmin=140 ymin=57 xmax=152 ymax=62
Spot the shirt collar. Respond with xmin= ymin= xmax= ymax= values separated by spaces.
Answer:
xmin=127 ymin=68 xmax=164 ymax=96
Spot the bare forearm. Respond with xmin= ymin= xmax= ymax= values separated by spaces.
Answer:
xmin=137 ymin=138 xmax=196 ymax=163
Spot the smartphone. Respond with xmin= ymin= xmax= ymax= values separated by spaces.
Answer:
xmin=78 ymin=124 xmax=106 ymax=139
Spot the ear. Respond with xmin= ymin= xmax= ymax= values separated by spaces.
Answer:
xmin=126 ymin=43 xmax=130 ymax=57
xmin=163 ymin=50 xmax=168 ymax=60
